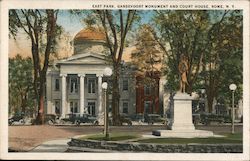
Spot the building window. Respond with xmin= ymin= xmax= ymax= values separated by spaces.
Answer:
xmin=88 ymin=78 xmax=96 ymax=93
xmin=144 ymin=86 xmax=151 ymax=95
xmin=70 ymin=77 xmax=78 ymax=93
xmin=55 ymin=78 xmax=60 ymax=91
xmin=122 ymin=101 xmax=128 ymax=114
xmin=144 ymin=101 xmax=151 ymax=114
xmin=70 ymin=101 xmax=79 ymax=113
xmin=55 ymin=100 xmax=60 ymax=114
xmin=87 ymin=101 xmax=96 ymax=116
xmin=122 ymin=79 xmax=128 ymax=91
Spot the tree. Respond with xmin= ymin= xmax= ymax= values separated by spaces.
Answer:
xmin=131 ymin=24 xmax=162 ymax=113
xmin=73 ymin=10 xmax=138 ymax=125
xmin=9 ymin=54 xmax=35 ymax=116
xmin=153 ymin=10 xmax=210 ymax=93
xmin=9 ymin=9 xmax=61 ymax=124
xmin=153 ymin=10 xmax=243 ymax=113
xmin=201 ymin=10 xmax=243 ymax=112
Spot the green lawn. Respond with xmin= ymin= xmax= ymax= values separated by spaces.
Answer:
xmin=79 ymin=132 xmax=242 ymax=144
xmin=137 ymin=133 xmax=243 ymax=144
xmin=79 ymin=133 xmax=140 ymax=141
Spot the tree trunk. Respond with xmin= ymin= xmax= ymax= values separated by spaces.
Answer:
xmin=187 ymin=83 xmax=193 ymax=94
xmin=206 ymin=87 xmax=216 ymax=113
xmin=21 ymin=95 xmax=27 ymax=116
xmin=111 ymin=65 xmax=121 ymax=125
xmin=36 ymin=70 xmax=47 ymax=124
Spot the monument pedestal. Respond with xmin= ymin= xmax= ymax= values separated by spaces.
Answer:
xmin=171 ymin=92 xmax=195 ymax=131
xmin=153 ymin=92 xmax=214 ymax=138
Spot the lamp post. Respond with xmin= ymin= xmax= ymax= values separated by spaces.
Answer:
xmin=102 ymin=82 xmax=108 ymax=138
xmin=229 ymin=83 xmax=237 ymax=134
xmin=102 ymin=67 xmax=112 ymax=139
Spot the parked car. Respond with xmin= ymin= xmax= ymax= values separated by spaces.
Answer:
xmin=44 ymin=114 xmax=57 ymax=125
xmin=81 ymin=114 xmax=99 ymax=125
xmin=192 ymin=113 xmax=201 ymax=125
xmin=109 ymin=114 xmax=132 ymax=126
xmin=61 ymin=113 xmax=99 ymax=125
xmin=8 ymin=115 xmax=25 ymax=125
xmin=223 ymin=115 xmax=232 ymax=123
xmin=144 ymin=114 xmax=166 ymax=125
xmin=200 ymin=113 xmax=224 ymax=125
xmin=120 ymin=114 xmax=132 ymax=125
xmin=130 ymin=114 xmax=144 ymax=122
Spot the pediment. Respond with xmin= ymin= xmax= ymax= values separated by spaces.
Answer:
xmin=58 ymin=53 xmax=106 ymax=64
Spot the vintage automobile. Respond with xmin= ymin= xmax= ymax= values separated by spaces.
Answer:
xmin=44 ymin=114 xmax=58 ymax=125
xmin=61 ymin=113 xmax=99 ymax=125
xmin=8 ymin=115 xmax=25 ymax=125
xmin=144 ymin=114 xmax=166 ymax=125
xmin=200 ymin=113 xmax=227 ymax=125
xmin=192 ymin=113 xmax=201 ymax=125
xmin=109 ymin=114 xmax=132 ymax=126
xmin=130 ymin=113 xmax=144 ymax=122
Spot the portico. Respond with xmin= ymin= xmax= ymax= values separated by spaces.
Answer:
xmin=58 ymin=71 xmax=106 ymax=118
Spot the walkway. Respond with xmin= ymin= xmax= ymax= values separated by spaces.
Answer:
xmin=30 ymin=139 xmax=70 ymax=152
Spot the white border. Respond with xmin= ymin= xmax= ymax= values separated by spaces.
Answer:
xmin=1 ymin=0 xmax=249 ymax=160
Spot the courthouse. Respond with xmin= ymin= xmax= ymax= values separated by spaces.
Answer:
xmin=45 ymin=27 xmax=166 ymax=118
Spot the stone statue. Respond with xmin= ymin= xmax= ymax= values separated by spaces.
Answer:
xmin=178 ymin=54 xmax=189 ymax=93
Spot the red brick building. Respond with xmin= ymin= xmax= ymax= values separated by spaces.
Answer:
xmin=136 ymin=72 xmax=160 ymax=114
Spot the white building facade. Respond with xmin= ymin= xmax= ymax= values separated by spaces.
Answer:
xmin=46 ymin=27 xmax=137 ymax=118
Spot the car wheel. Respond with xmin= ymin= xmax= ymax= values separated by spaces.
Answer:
xmin=19 ymin=119 xmax=25 ymax=125
xmin=75 ymin=120 xmax=81 ymax=125
xmin=59 ymin=120 xmax=65 ymax=124
xmin=47 ymin=120 xmax=54 ymax=125
xmin=148 ymin=121 xmax=153 ymax=125
xmin=94 ymin=121 xmax=99 ymax=125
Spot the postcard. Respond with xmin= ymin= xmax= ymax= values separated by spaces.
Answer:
xmin=0 ymin=0 xmax=249 ymax=160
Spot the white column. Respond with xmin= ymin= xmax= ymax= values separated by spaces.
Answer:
xmin=97 ymin=74 xmax=103 ymax=115
xmin=60 ymin=74 xmax=67 ymax=118
xmin=78 ymin=74 xmax=85 ymax=115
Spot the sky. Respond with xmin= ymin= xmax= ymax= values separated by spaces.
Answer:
xmin=9 ymin=10 xmax=154 ymax=58
xmin=9 ymin=10 xmax=237 ymax=59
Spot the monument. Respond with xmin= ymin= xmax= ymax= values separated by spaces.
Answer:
xmin=152 ymin=54 xmax=214 ymax=138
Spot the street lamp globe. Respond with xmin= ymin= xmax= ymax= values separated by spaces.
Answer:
xmin=104 ymin=67 xmax=112 ymax=76
xmin=102 ymin=82 xmax=108 ymax=89
xmin=229 ymin=84 xmax=237 ymax=91
xmin=229 ymin=83 xmax=237 ymax=134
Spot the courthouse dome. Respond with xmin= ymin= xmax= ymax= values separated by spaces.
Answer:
xmin=74 ymin=27 xmax=106 ymax=43
xmin=73 ymin=27 xmax=107 ymax=55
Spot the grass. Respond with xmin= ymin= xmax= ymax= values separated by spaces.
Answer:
xmin=137 ymin=133 xmax=243 ymax=144
xmin=79 ymin=133 xmax=140 ymax=141
xmin=79 ymin=132 xmax=242 ymax=144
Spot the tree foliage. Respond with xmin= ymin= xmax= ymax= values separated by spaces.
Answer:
xmin=73 ymin=10 xmax=138 ymax=125
xmin=9 ymin=9 xmax=61 ymax=123
xmin=131 ymin=24 xmax=162 ymax=113
xmin=154 ymin=10 xmax=210 ymax=93
xmin=9 ymin=54 xmax=35 ymax=116
xmin=200 ymin=10 xmax=243 ymax=110
xmin=131 ymin=24 xmax=162 ymax=78
xmin=153 ymin=10 xmax=243 ymax=112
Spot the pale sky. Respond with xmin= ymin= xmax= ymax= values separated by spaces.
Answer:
xmin=9 ymin=10 xmax=154 ymax=59
xmin=9 ymin=10 xmax=84 ymax=58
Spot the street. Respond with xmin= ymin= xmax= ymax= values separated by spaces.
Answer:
xmin=8 ymin=124 xmax=243 ymax=152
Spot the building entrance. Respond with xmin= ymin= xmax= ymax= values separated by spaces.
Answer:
xmin=88 ymin=101 xmax=96 ymax=116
